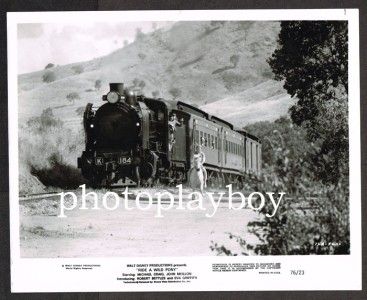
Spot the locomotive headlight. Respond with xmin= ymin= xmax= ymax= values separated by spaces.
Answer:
xmin=106 ymin=91 xmax=120 ymax=104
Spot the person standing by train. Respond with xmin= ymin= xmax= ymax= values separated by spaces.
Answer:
xmin=193 ymin=144 xmax=207 ymax=188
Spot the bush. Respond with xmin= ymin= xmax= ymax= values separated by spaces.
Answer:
xmin=20 ymin=109 xmax=86 ymax=193
xmin=152 ymin=90 xmax=160 ymax=98
xmin=44 ymin=63 xmax=55 ymax=69
xmin=220 ymin=71 xmax=248 ymax=91
xmin=138 ymin=53 xmax=146 ymax=60
xmin=132 ymin=78 xmax=140 ymax=87
xmin=230 ymin=54 xmax=240 ymax=67
xmin=169 ymin=87 xmax=182 ymax=100
xmin=138 ymin=80 xmax=146 ymax=90
xmin=42 ymin=71 xmax=56 ymax=83
xmin=135 ymin=27 xmax=144 ymax=41
xmin=94 ymin=79 xmax=102 ymax=91
xmin=71 ymin=65 xmax=84 ymax=74
xmin=66 ymin=92 xmax=80 ymax=104
xmin=27 ymin=108 xmax=63 ymax=132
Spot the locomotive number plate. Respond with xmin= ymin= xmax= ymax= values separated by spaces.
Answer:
xmin=119 ymin=157 xmax=132 ymax=165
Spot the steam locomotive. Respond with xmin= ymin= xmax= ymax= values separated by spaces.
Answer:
xmin=77 ymin=83 xmax=261 ymax=187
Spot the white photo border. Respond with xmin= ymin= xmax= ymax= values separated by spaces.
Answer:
xmin=7 ymin=9 xmax=361 ymax=292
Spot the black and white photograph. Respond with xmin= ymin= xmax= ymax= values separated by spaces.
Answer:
xmin=7 ymin=9 xmax=361 ymax=292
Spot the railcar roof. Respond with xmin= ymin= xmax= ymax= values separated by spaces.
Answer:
xmin=141 ymin=96 xmax=259 ymax=142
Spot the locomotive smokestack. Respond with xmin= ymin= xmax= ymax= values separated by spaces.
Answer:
xmin=109 ymin=83 xmax=124 ymax=95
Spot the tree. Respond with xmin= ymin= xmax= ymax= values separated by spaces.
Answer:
xmin=95 ymin=79 xmax=102 ymax=91
xmin=268 ymin=21 xmax=348 ymax=183
xmin=42 ymin=71 xmax=56 ymax=83
xmin=169 ymin=87 xmax=182 ymax=100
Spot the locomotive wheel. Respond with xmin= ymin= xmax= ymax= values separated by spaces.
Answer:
xmin=233 ymin=176 xmax=243 ymax=190
xmin=218 ymin=173 xmax=225 ymax=189
xmin=212 ymin=172 xmax=220 ymax=188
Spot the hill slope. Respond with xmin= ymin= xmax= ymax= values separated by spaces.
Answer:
xmin=18 ymin=21 xmax=294 ymax=127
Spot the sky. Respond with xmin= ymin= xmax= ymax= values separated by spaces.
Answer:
xmin=17 ymin=22 xmax=172 ymax=74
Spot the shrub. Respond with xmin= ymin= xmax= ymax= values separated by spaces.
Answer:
xmin=44 ymin=63 xmax=55 ymax=69
xmin=138 ymin=80 xmax=146 ymax=90
xmin=66 ymin=92 xmax=80 ymax=104
xmin=26 ymin=108 xmax=62 ymax=131
xmin=71 ymin=65 xmax=84 ymax=74
xmin=132 ymin=78 xmax=140 ymax=87
xmin=220 ymin=71 xmax=247 ymax=91
xmin=135 ymin=27 xmax=144 ymax=41
xmin=230 ymin=54 xmax=240 ymax=67
xmin=152 ymin=90 xmax=160 ymax=98
xmin=169 ymin=87 xmax=182 ymax=100
xmin=20 ymin=110 xmax=86 ymax=193
xmin=94 ymin=79 xmax=102 ymax=91
xmin=138 ymin=53 xmax=146 ymax=60
xmin=42 ymin=71 xmax=56 ymax=83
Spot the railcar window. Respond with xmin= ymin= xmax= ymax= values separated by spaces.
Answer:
xmin=250 ymin=142 xmax=253 ymax=169
xmin=215 ymin=137 xmax=217 ymax=149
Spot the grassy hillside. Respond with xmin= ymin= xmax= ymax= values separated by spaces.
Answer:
xmin=18 ymin=21 xmax=293 ymax=126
